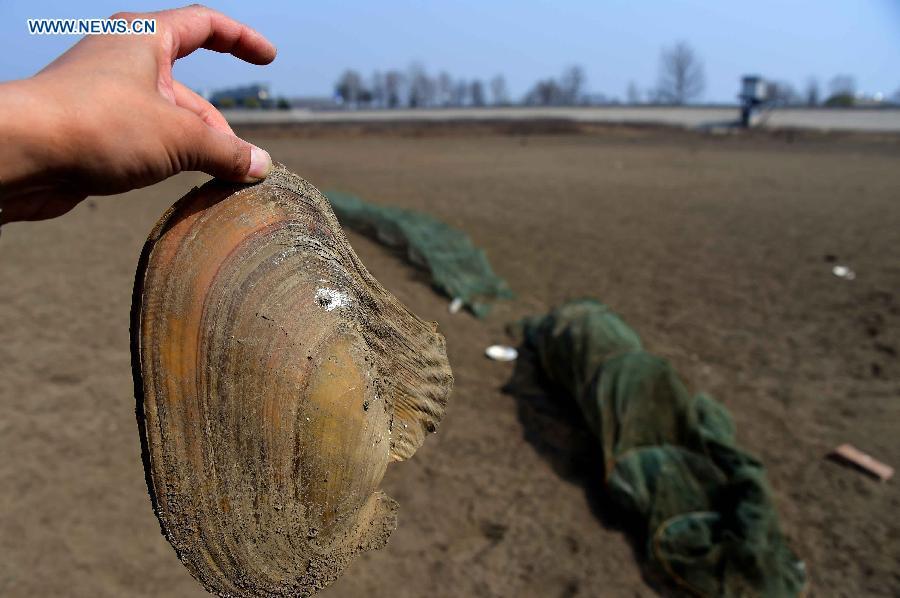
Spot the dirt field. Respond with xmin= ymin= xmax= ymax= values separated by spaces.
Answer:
xmin=1 ymin=125 xmax=898 ymax=597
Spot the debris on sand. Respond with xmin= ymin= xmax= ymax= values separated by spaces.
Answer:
xmin=830 ymin=444 xmax=894 ymax=481
xmin=832 ymin=265 xmax=856 ymax=280
xmin=485 ymin=345 xmax=518 ymax=362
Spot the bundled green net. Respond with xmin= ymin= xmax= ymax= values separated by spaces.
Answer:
xmin=520 ymin=299 xmax=806 ymax=597
xmin=325 ymin=191 xmax=512 ymax=317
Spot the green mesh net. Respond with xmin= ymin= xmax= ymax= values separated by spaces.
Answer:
xmin=325 ymin=191 xmax=513 ymax=317
xmin=520 ymin=299 xmax=807 ymax=597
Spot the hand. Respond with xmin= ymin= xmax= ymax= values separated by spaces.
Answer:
xmin=0 ymin=5 xmax=276 ymax=223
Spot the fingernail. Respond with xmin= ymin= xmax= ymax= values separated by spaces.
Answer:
xmin=246 ymin=145 xmax=272 ymax=182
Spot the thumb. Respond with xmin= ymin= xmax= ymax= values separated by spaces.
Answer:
xmin=183 ymin=115 xmax=272 ymax=183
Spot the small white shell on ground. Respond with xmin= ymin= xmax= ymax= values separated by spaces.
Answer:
xmin=832 ymin=265 xmax=856 ymax=280
xmin=448 ymin=297 xmax=464 ymax=314
xmin=485 ymin=345 xmax=518 ymax=361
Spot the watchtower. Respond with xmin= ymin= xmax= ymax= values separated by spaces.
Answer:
xmin=739 ymin=75 xmax=767 ymax=127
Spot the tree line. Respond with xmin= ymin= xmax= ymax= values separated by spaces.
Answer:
xmin=333 ymin=41 xmax=897 ymax=109
xmin=335 ymin=64 xmax=597 ymax=109
xmin=334 ymin=43 xmax=705 ymax=109
xmin=336 ymin=64 xmax=507 ymax=109
xmin=759 ymin=75 xmax=863 ymax=108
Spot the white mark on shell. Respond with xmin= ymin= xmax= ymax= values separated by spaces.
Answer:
xmin=315 ymin=287 xmax=352 ymax=311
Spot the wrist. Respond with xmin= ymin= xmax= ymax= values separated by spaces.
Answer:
xmin=0 ymin=78 xmax=73 ymax=222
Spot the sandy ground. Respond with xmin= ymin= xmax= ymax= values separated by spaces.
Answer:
xmin=1 ymin=125 xmax=898 ymax=597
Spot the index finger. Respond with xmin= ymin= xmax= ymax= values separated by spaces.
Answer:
xmin=155 ymin=4 xmax=276 ymax=65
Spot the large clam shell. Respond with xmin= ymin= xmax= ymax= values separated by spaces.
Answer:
xmin=130 ymin=166 xmax=453 ymax=597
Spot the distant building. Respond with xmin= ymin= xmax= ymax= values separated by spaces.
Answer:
xmin=739 ymin=76 xmax=768 ymax=104
xmin=739 ymin=75 xmax=768 ymax=127
xmin=209 ymin=84 xmax=272 ymax=108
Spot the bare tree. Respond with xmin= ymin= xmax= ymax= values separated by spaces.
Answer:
xmin=335 ymin=70 xmax=364 ymax=106
xmin=489 ymin=74 xmax=509 ymax=105
xmin=828 ymin=75 xmax=856 ymax=97
xmin=655 ymin=41 xmax=705 ymax=104
xmin=436 ymin=72 xmax=453 ymax=106
xmin=470 ymin=80 xmax=486 ymax=106
xmin=766 ymin=80 xmax=800 ymax=106
xmin=560 ymin=65 xmax=586 ymax=105
xmin=626 ymin=81 xmax=640 ymax=104
xmin=384 ymin=70 xmax=405 ymax=108
xmin=407 ymin=63 xmax=435 ymax=108
xmin=825 ymin=75 xmax=856 ymax=107
xmin=371 ymin=71 xmax=386 ymax=108
xmin=524 ymin=78 xmax=564 ymax=106
xmin=804 ymin=77 xmax=820 ymax=106
xmin=451 ymin=79 xmax=468 ymax=107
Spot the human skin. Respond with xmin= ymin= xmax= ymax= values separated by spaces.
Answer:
xmin=0 ymin=5 xmax=275 ymax=224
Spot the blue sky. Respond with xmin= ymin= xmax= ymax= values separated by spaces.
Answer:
xmin=1 ymin=0 xmax=898 ymax=103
